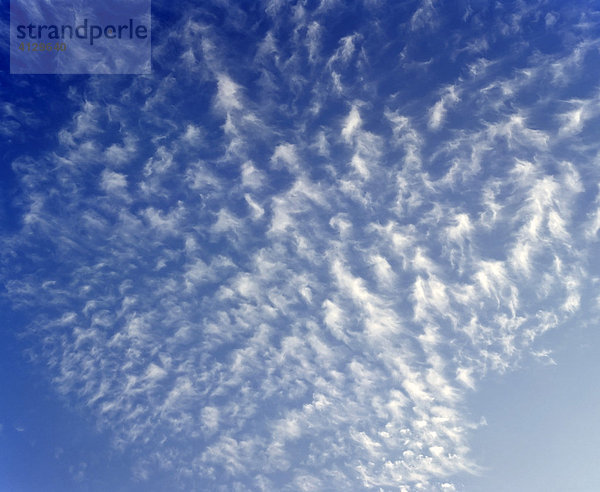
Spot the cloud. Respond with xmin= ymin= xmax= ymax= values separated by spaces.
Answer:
xmin=2 ymin=2 xmax=599 ymax=491
xmin=341 ymin=105 xmax=362 ymax=142
xmin=216 ymin=74 xmax=243 ymax=111
xmin=101 ymin=170 xmax=128 ymax=196
xmin=411 ymin=0 xmax=438 ymax=31
xmin=428 ymin=85 xmax=460 ymax=129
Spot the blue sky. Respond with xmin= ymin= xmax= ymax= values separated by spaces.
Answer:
xmin=1 ymin=0 xmax=600 ymax=490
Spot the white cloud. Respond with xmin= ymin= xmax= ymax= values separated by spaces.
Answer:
xmin=341 ymin=105 xmax=362 ymax=142
xmin=3 ymin=3 xmax=598 ymax=491
xmin=216 ymin=73 xmax=243 ymax=111
xmin=101 ymin=169 xmax=128 ymax=194
xmin=411 ymin=0 xmax=438 ymax=31
xmin=428 ymin=85 xmax=460 ymax=130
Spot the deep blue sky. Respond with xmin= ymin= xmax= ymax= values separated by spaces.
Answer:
xmin=2 ymin=1 xmax=600 ymax=490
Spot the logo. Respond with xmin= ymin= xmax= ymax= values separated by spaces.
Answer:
xmin=10 ymin=0 xmax=151 ymax=74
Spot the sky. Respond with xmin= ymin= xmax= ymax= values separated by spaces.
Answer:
xmin=1 ymin=0 xmax=600 ymax=491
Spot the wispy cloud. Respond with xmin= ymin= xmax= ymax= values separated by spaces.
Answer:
xmin=2 ymin=1 xmax=600 ymax=491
